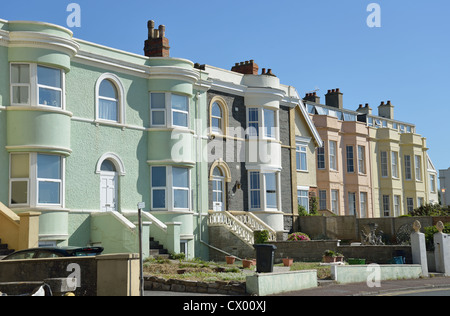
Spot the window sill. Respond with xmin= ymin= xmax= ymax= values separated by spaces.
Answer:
xmin=6 ymin=105 xmax=73 ymax=117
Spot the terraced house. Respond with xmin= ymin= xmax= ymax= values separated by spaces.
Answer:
xmin=302 ymin=90 xmax=439 ymax=218
xmin=0 ymin=18 xmax=323 ymax=260
xmin=0 ymin=19 xmax=214 ymax=259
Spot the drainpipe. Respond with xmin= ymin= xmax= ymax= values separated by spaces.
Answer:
xmin=194 ymin=87 xmax=236 ymax=260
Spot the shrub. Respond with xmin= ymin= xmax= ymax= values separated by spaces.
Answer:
xmin=298 ymin=205 xmax=309 ymax=216
xmin=287 ymin=232 xmax=311 ymax=242
xmin=254 ymin=230 xmax=270 ymax=244
xmin=424 ymin=222 xmax=450 ymax=250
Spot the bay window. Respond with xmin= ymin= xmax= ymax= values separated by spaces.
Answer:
xmin=37 ymin=154 xmax=62 ymax=205
xmin=10 ymin=153 xmax=64 ymax=207
xmin=10 ymin=63 xmax=64 ymax=108
xmin=247 ymin=107 xmax=279 ymax=139
xmin=37 ymin=66 xmax=62 ymax=108
xmin=150 ymin=93 xmax=190 ymax=129
xmin=248 ymin=171 xmax=280 ymax=210
xmin=151 ymin=166 xmax=191 ymax=211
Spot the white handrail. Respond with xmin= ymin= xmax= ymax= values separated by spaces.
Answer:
xmin=229 ymin=211 xmax=277 ymax=241
xmin=208 ymin=211 xmax=255 ymax=246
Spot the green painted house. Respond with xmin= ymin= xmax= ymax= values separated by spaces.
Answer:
xmin=0 ymin=19 xmax=213 ymax=259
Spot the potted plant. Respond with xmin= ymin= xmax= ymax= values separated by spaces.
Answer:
xmin=282 ymin=257 xmax=294 ymax=267
xmin=225 ymin=255 xmax=236 ymax=265
xmin=242 ymin=259 xmax=255 ymax=269
xmin=335 ymin=252 xmax=344 ymax=262
xmin=323 ymin=250 xmax=337 ymax=263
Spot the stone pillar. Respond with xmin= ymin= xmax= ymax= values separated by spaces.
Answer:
xmin=410 ymin=220 xmax=428 ymax=277
xmin=434 ymin=221 xmax=450 ymax=276
xmin=18 ymin=212 xmax=41 ymax=250
xmin=166 ymin=222 xmax=182 ymax=255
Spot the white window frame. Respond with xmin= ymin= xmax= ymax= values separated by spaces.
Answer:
xmin=346 ymin=145 xmax=354 ymax=173
xmin=319 ymin=190 xmax=327 ymax=210
xmin=430 ymin=174 xmax=436 ymax=193
xmin=317 ymin=147 xmax=326 ymax=170
xmin=381 ymin=151 xmax=389 ymax=178
xmin=171 ymin=94 xmax=190 ymax=129
xmin=331 ymin=189 xmax=339 ymax=214
xmin=329 ymin=141 xmax=337 ymax=171
xmin=391 ymin=151 xmax=399 ymax=178
xmin=37 ymin=65 xmax=63 ymax=108
xmin=404 ymin=155 xmax=412 ymax=180
xmin=415 ymin=155 xmax=422 ymax=181
xmin=36 ymin=154 xmax=63 ymax=207
xmin=248 ymin=171 xmax=280 ymax=211
xmin=149 ymin=92 xmax=190 ymax=129
xmin=10 ymin=63 xmax=65 ymax=109
xmin=360 ymin=192 xmax=367 ymax=218
xmin=247 ymin=108 xmax=260 ymax=138
xmin=358 ymin=145 xmax=366 ymax=175
xmin=10 ymin=64 xmax=31 ymax=106
xmin=406 ymin=197 xmax=414 ymax=213
xmin=394 ymin=195 xmax=401 ymax=217
xmin=297 ymin=188 xmax=309 ymax=213
xmin=151 ymin=166 xmax=167 ymax=210
xmin=246 ymin=107 xmax=279 ymax=140
xmin=9 ymin=153 xmax=65 ymax=208
xmin=263 ymin=108 xmax=277 ymax=139
xmin=150 ymin=166 xmax=191 ymax=211
xmin=348 ymin=192 xmax=356 ymax=216
xmin=150 ymin=93 xmax=167 ymax=128
xmin=95 ymin=73 xmax=125 ymax=124
xmin=383 ymin=195 xmax=391 ymax=217
xmin=172 ymin=167 xmax=190 ymax=210
xmin=296 ymin=144 xmax=308 ymax=172
xmin=211 ymin=102 xmax=223 ymax=134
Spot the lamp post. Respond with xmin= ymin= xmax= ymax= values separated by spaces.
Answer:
xmin=137 ymin=202 xmax=145 ymax=297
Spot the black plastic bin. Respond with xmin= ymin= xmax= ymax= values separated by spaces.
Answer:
xmin=254 ymin=244 xmax=277 ymax=273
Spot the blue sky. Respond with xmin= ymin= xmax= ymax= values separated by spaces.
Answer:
xmin=2 ymin=0 xmax=449 ymax=173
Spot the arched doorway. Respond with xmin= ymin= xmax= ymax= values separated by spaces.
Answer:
xmin=100 ymin=159 xmax=118 ymax=212
xmin=212 ymin=167 xmax=225 ymax=212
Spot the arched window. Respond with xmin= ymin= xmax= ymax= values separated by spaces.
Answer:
xmin=211 ymin=102 xmax=223 ymax=133
xmin=209 ymin=97 xmax=228 ymax=135
xmin=95 ymin=73 xmax=125 ymax=124
xmin=99 ymin=80 xmax=119 ymax=122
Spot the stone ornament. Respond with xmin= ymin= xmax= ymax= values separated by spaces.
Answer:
xmin=436 ymin=221 xmax=445 ymax=233
xmin=413 ymin=220 xmax=421 ymax=233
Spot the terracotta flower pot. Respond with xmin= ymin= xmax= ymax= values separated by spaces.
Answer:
xmin=323 ymin=256 xmax=337 ymax=263
xmin=282 ymin=258 xmax=294 ymax=267
xmin=242 ymin=259 xmax=254 ymax=268
xmin=226 ymin=256 xmax=236 ymax=265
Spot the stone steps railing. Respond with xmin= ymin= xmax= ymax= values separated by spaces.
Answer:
xmin=208 ymin=211 xmax=276 ymax=247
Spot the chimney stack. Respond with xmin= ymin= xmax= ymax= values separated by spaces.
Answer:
xmin=356 ymin=103 xmax=372 ymax=115
xmin=378 ymin=100 xmax=394 ymax=119
xmin=144 ymin=20 xmax=170 ymax=57
xmin=325 ymin=88 xmax=344 ymax=109
xmin=231 ymin=60 xmax=259 ymax=75
xmin=304 ymin=92 xmax=320 ymax=104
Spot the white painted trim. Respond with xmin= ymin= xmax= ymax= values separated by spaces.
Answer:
xmin=95 ymin=153 xmax=126 ymax=176
xmin=95 ymin=73 xmax=126 ymax=124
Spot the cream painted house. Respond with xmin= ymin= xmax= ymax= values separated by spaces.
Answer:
xmin=302 ymin=90 xmax=438 ymax=218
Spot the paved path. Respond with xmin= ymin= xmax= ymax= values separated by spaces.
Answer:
xmin=274 ymin=276 xmax=450 ymax=296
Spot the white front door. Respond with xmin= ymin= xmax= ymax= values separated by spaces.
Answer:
xmin=100 ymin=172 xmax=117 ymax=212
xmin=212 ymin=176 xmax=224 ymax=212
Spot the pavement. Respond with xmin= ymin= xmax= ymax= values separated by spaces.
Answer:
xmin=273 ymin=275 xmax=450 ymax=296
xmin=145 ymin=272 xmax=450 ymax=297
